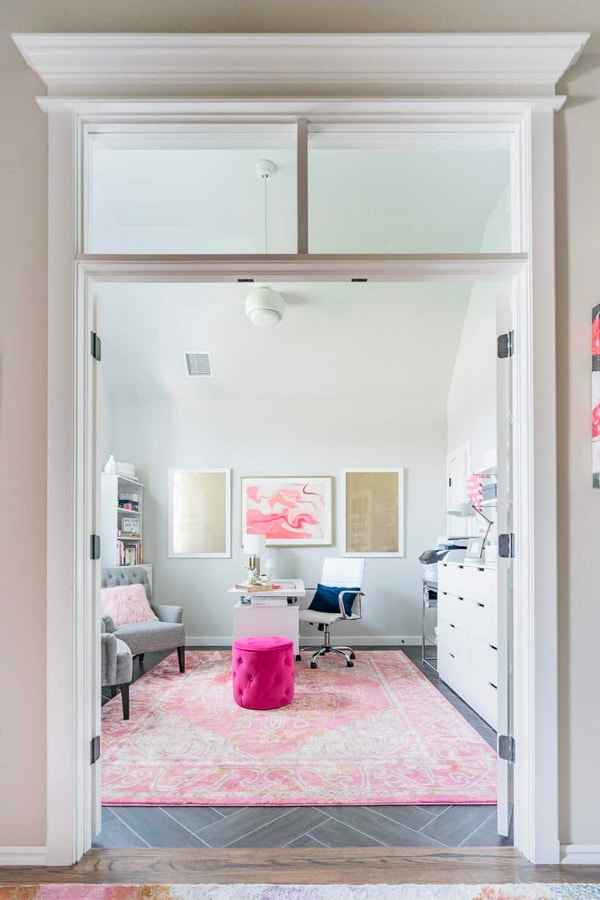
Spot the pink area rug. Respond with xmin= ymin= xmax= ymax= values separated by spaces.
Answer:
xmin=101 ymin=650 xmax=496 ymax=807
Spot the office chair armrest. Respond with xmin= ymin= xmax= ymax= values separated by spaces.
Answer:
xmin=338 ymin=589 xmax=364 ymax=619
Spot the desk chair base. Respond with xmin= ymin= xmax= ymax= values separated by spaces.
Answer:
xmin=301 ymin=624 xmax=356 ymax=668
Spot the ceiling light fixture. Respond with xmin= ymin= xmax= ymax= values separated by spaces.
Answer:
xmin=245 ymin=285 xmax=285 ymax=327
xmin=244 ymin=159 xmax=285 ymax=327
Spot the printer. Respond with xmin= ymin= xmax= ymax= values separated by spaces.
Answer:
xmin=419 ymin=535 xmax=470 ymax=604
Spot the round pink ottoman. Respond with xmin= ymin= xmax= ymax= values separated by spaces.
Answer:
xmin=232 ymin=636 xmax=295 ymax=710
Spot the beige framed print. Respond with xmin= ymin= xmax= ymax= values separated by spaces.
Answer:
xmin=241 ymin=475 xmax=333 ymax=546
xmin=342 ymin=468 xmax=405 ymax=557
xmin=168 ymin=468 xmax=231 ymax=558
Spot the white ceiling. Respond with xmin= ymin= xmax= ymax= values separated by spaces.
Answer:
xmin=98 ymin=281 xmax=485 ymax=404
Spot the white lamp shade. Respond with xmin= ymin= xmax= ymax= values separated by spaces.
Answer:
xmin=245 ymin=286 xmax=285 ymax=327
xmin=243 ymin=533 xmax=266 ymax=555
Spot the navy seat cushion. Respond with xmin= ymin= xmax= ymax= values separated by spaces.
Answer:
xmin=308 ymin=583 xmax=360 ymax=617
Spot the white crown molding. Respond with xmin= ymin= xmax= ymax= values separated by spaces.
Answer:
xmin=0 ymin=846 xmax=47 ymax=866
xmin=12 ymin=32 xmax=589 ymax=99
xmin=560 ymin=844 xmax=600 ymax=865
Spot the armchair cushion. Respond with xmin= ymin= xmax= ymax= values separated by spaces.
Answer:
xmin=100 ymin=583 xmax=158 ymax=628
xmin=308 ymin=583 xmax=360 ymax=617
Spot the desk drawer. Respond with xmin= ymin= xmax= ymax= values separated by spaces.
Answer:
xmin=438 ymin=563 xmax=496 ymax=606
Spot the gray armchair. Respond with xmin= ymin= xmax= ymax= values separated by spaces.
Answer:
xmin=101 ymin=566 xmax=186 ymax=673
xmin=101 ymin=618 xmax=133 ymax=719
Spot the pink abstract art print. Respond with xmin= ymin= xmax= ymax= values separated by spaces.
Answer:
xmin=241 ymin=476 xmax=333 ymax=545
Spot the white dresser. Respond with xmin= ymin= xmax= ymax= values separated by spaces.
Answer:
xmin=437 ymin=560 xmax=498 ymax=729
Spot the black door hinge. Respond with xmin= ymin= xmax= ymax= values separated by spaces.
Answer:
xmin=90 ymin=331 xmax=102 ymax=361
xmin=90 ymin=534 xmax=101 ymax=560
xmin=497 ymin=330 xmax=514 ymax=359
xmin=498 ymin=533 xmax=515 ymax=559
xmin=498 ymin=734 xmax=515 ymax=763
xmin=90 ymin=735 xmax=101 ymax=765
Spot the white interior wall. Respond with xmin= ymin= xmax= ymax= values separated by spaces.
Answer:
xmin=106 ymin=395 xmax=448 ymax=643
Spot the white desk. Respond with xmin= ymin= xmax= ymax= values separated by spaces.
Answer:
xmin=229 ymin=580 xmax=305 ymax=657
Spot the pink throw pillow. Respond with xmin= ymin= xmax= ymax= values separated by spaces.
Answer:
xmin=100 ymin=583 xmax=158 ymax=627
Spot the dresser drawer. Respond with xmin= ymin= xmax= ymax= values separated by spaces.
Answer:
xmin=470 ymin=633 xmax=498 ymax=684
xmin=438 ymin=591 xmax=473 ymax=632
xmin=468 ymin=675 xmax=498 ymax=729
xmin=437 ymin=619 xmax=470 ymax=662
xmin=439 ymin=562 xmax=496 ymax=606
xmin=470 ymin=598 xmax=497 ymax=645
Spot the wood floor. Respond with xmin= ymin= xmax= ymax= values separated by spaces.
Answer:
xmin=2 ymin=847 xmax=600 ymax=885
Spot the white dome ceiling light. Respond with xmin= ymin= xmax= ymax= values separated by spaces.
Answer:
xmin=245 ymin=286 xmax=285 ymax=327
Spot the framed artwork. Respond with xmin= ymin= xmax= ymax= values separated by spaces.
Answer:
xmin=241 ymin=476 xmax=333 ymax=546
xmin=342 ymin=468 xmax=405 ymax=557
xmin=593 ymin=303 xmax=600 ymax=488
xmin=168 ymin=468 xmax=231 ymax=558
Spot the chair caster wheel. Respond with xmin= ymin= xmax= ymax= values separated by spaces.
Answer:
xmin=295 ymin=654 xmax=301 ymax=661
xmin=347 ymin=661 xmax=354 ymax=667
xmin=350 ymin=652 xmax=356 ymax=660
xmin=310 ymin=661 xmax=318 ymax=669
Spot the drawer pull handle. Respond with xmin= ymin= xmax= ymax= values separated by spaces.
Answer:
xmin=488 ymin=681 xmax=498 ymax=690
xmin=449 ymin=623 xmax=455 ymax=628
xmin=449 ymin=652 xmax=456 ymax=659
xmin=477 ymin=602 xmax=485 ymax=608
xmin=489 ymin=643 xmax=498 ymax=651
xmin=458 ymin=596 xmax=464 ymax=601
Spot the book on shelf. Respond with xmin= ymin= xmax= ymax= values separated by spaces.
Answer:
xmin=250 ymin=597 xmax=288 ymax=606
xmin=234 ymin=583 xmax=281 ymax=592
xmin=116 ymin=540 xmax=143 ymax=566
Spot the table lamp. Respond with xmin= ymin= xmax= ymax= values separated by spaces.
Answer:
xmin=243 ymin=533 xmax=266 ymax=578
xmin=447 ymin=500 xmax=493 ymax=559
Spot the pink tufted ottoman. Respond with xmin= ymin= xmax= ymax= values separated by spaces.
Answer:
xmin=232 ymin=635 xmax=295 ymax=710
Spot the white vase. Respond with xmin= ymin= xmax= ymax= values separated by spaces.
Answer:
xmin=103 ymin=454 xmax=118 ymax=474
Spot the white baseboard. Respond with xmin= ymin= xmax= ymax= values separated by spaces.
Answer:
xmin=560 ymin=844 xmax=600 ymax=864
xmin=0 ymin=846 xmax=47 ymax=866
xmin=186 ymin=635 xmax=421 ymax=647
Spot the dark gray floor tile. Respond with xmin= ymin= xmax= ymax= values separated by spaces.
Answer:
xmin=366 ymin=805 xmax=437 ymax=831
xmin=101 ymin=806 xmax=117 ymax=827
xmin=416 ymin=805 xmax=450 ymax=815
xmin=420 ymin=804 xmax=496 ymax=845
xmin=112 ymin=806 xmax=207 ymax=848
xmin=308 ymin=817 xmax=385 ymax=848
xmin=226 ymin=807 xmax=328 ymax=848
xmin=92 ymin=816 xmax=149 ymax=848
xmin=162 ymin=806 xmax=223 ymax=833
xmin=198 ymin=806 xmax=291 ymax=848
xmin=285 ymin=833 xmax=327 ymax=848
xmin=460 ymin=811 xmax=513 ymax=847
xmin=316 ymin=806 xmax=445 ymax=848
xmin=212 ymin=806 xmax=247 ymax=817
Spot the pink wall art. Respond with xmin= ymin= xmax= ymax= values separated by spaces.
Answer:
xmin=593 ymin=303 xmax=600 ymax=487
xmin=241 ymin=476 xmax=333 ymax=545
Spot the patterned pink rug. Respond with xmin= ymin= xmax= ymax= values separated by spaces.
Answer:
xmin=101 ymin=650 xmax=496 ymax=806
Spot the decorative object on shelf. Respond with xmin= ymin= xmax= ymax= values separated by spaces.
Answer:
xmin=593 ymin=303 xmax=600 ymax=487
xmin=241 ymin=475 xmax=333 ymax=546
xmin=168 ymin=468 xmax=231 ymax=558
xmin=341 ymin=468 xmax=405 ymax=557
xmin=103 ymin=454 xmax=118 ymax=474
xmin=117 ymin=461 xmax=136 ymax=479
xmin=120 ymin=517 xmax=140 ymax=536
xmin=243 ymin=532 xmax=265 ymax=579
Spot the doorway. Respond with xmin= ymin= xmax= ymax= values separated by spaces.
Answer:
xmin=92 ymin=277 xmax=511 ymax=850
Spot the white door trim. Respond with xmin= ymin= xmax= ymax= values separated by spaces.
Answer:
xmin=10 ymin=30 xmax=586 ymax=866
xmin=48 ymin=115 xmax=556 ymax=867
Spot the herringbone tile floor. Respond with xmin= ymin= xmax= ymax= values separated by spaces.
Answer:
xmin=96 ymin=646 xmax=511 ymax=849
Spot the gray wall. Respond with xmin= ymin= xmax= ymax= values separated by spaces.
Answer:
xmin=1 ymin=0 xmax=599 ymax=850
xmin=107 ymin=396 xmax=448 ymax=644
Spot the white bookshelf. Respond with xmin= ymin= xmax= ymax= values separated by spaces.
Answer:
xmin=100 ymin=473 xmax=149 ymax=572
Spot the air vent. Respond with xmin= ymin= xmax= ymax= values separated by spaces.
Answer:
xmin=185 ymin=352 xmax=212 ymax=377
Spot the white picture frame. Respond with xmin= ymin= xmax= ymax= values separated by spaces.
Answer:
xmin=341 ymin=467 xmax=405 ymax=557
xmin=168 ymin=468 xmax=231 ymax=558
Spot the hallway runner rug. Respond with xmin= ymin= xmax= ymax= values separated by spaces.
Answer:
xmin=3 ymin=886 xmax=599 ymax=899
xmin=101 ymin=650 xmax=497 ymax=806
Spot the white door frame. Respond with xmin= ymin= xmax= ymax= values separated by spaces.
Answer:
xmin=11 ymin=31 xmax=589 ymax=866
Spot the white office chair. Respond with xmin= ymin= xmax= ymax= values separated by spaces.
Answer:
xmin=299 ymin=557 xmax=365 ymax=668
